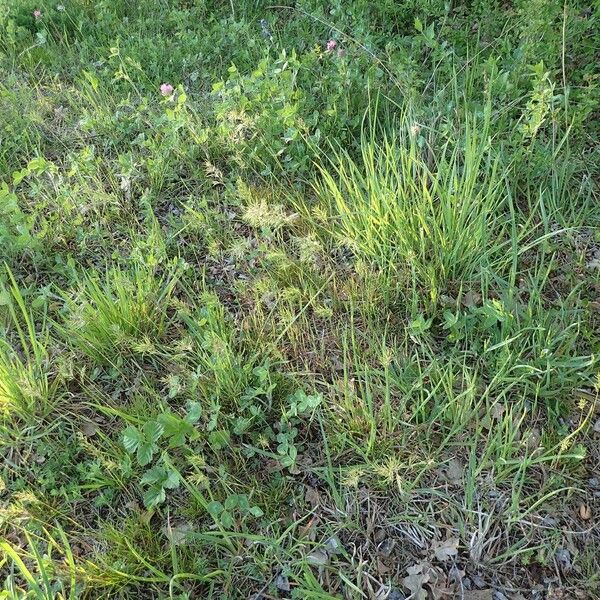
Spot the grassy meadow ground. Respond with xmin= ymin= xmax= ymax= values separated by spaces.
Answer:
xmin=1 ymin=0 xmax=599 ymax=598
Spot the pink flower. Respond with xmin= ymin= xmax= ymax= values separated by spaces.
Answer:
xmin=33 ymin=9 xmax=42 ymax=19
xmin=160 ymin=83 xmax=174 ymax=97
xmin=326 ymin=39 xmax=337 ymax=52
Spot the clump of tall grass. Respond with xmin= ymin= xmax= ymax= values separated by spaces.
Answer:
xmin=0 ymin=271 xmax=55 ymax=418
xmin=61 ymin=264 xmax=180 ymax=365
xmin=1 ymin=524 xmax=80 ymax=600
xmin=311 ymin=116 xmax=508 ymax=302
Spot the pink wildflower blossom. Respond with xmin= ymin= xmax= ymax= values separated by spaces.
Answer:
xmin=160 ymin=83 xmax=174 ymax=97
xmin=33 ymin=9 xmax=42 ymax=19
xmin=326 ymin=39 xmax=337 ymax=52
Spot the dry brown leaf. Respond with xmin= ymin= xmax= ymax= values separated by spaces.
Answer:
xmin=432 ymin=537 xmax=459 ymax=561
xmin=445 ymin=458 xmax=464 ymax=485
xmin=462 ymin=290 xmax=481 ymax=308
xmin=305 ymin=485 xmax=320 ymax=508
xmin=578 ymin=503 xmax=592 ymax=520
xmin=162 ymin=522 xmax=192 ymax=546
xmin=373 ymin=528 xmax=386 ymax=543
xmin=402 ymin=562 xmax=449 ymax=600
xmin=490 ymin=402 xmax=504 ymax=420
xmin=377 ymin=538 xmax=396 ymax=558
xmin=428 ymin=567 xmax=452 ymax=599
xmin=448 ymin=564 xmax=465 ymax=584
xmin=402 ymin=563 xmax=430 ymax=600
xmin=298 ymin=515 xmax=318 ymax=540
xmin=82 ymin=421 xmax=98 ymax=437
xmin=325 ymin=536 xmax=343 ymax=555
xmin=376 ymin=557 xmax=391 ymax=575
xmin=306 ymin=548 xmax=329 ymax=566
xmin=525 ymin=427 xmax=541 ymax=450
xmin=276 ymin=573 xmax=290 ymax=592
xmin=555 ymin=548 xmax=572 ymax=573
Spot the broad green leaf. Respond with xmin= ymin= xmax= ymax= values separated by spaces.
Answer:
xmin=163 ymin=469 xmax=180 ymax=490
xmin=220 ymin=510 xmax=234 ymax=528
xmin=140 ymin=465 xmax=166 ymax=485
xmin=169 ymin=431 xmax=187 ymax=448
xmin=208 ymin=430 xmax=230 ymax=450
xmin=123 ymin=426 xmax=142 ymax=453
xmin=137 ymin=441 xmax=158 ymax=466
xmin=185 ymin=401 xmax=202 ymax=424
xmin=207 ymin=501 xmax=223 ymax=516
xmin=224 ymin=495 xmax=238 ymax=511
xmin=143 ymin=485 xmax=166 ymax=508
xmin=252 ymin=366 xmax=268 ymax=382
xmin=237 ymin=495 xmax=250 ymax=511
xmin=157 ymin=412 xmax=179 ymax=433
xmin=143 ymin=420 xmax=164 ymax=443
xmin=158 ymin=413 xmax=194 ymax=447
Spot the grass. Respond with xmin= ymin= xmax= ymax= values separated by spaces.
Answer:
xmin=310 ymin=113 xmax=507 ymax=304
xmin=0 ymin=271 xmax=56 ymax=419
xmin=0 ymin=0 xmax=599 ymax=598
xmin=60 ymin=263 xmax=180 ymax=366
